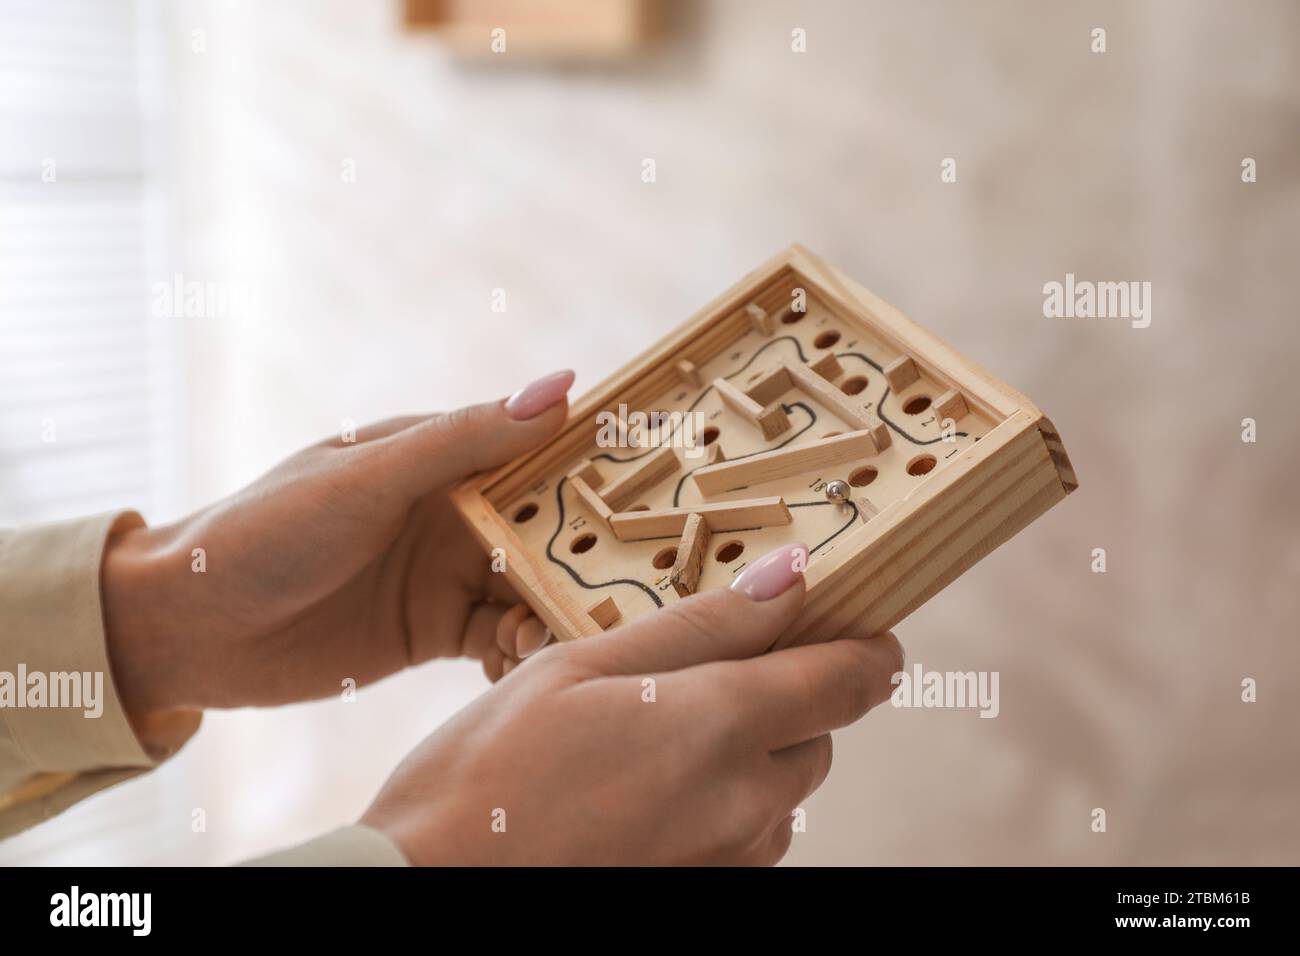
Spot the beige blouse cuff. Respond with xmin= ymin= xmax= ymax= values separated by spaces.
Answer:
xmin=0 ymin=511 xmax=200 ymax=838
xmin=0 ymin=512 xmax=406 ymax=866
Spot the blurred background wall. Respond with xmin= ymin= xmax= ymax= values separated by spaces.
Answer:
xmin=1 ymin=0 xmax=1297 ymax=864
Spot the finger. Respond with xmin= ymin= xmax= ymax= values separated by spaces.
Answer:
xmin=719 ymin=631 xmax=904 ymax=750
xmin=353 ymin=416 xmax=428 ymax=443
xmin=769 ymin=733 xmax=833 ymax=811
xmin=495 ymin=604 xmax=533 ymax=658
xmin=315 ymin=415 xmax=428 ymax=449
xmin=515 ymin=616 xmax=551 ymax=659
xmin=565 ymin=543 xmax=809 ymax=676
xmin=454 ymin=602 xmax=513 ymax=665
xmin=754 ymin=736 xmax=833 ymax=866
xmin=481 ymin=568 xmax=524 ymax=606
xmin=368 ymin=370 xmax=574 ymax=496
xmin=762 ymin=812 xmax=797 ymax=866
xmin=481 ymin=649 xmax=506 ymax=684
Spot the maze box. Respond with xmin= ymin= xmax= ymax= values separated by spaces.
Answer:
xmin=452 ymin=244 xmax=1078 ymax=646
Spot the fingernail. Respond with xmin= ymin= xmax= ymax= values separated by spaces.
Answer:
xmin=515 ymin=622 xmax=552 ymax=659
xmin=505 ymin=370 xmax=575 ymax=421
xmin=730 ymin=543 xmax=807 ymax=601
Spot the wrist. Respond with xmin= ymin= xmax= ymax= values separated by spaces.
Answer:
xmin=101 ymin=521 xmax=187 ymax=715
xmin=360 ymin=796 xmax=471 ymax=867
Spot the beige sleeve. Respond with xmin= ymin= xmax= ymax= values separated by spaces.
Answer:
xmin=0 ymin=512 xmax=410 ymax=866
xmin=0 ymin=511 xmax=201 ymax=840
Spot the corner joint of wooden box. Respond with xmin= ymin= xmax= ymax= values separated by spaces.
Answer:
xmin=1037 ymin=415 xmax=1079 ymax=494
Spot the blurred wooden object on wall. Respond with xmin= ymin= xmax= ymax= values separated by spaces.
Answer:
xmin=404 ymin=0 xmax=650 ymax=60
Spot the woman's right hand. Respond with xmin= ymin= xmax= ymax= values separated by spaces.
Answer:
xmin=360 ymin=543 xmax=903 ymax=866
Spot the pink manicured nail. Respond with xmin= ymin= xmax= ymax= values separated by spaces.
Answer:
xmin=505 ymin=370 xmax=575 ymax=420
xmin=730 ymin=543 xmax=808 ymax=601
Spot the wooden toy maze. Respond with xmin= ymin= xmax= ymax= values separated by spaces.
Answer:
xmin=452 ymin=245 xmax=1078 ymax=648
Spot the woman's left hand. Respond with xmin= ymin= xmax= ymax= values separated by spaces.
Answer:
xmin=101 ymin=370 xmax=574 ymax=713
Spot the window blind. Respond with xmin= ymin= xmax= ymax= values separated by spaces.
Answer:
xmin=0 ymin=0 xmax=177 ymax=528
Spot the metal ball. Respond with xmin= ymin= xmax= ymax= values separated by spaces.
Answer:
xmin=825 ymin=479 xmax=851 ymax=504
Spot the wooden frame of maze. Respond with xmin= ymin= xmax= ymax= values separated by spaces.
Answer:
xmin=452 ymin=244 xmax=1078 ymax=648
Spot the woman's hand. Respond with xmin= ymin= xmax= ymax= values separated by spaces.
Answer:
xmin=101 ymin=371 xmax=575 ymax=713
xmin=360 ymin=544 xmax=904 ymax=866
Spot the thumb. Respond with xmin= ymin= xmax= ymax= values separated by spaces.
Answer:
xmin=569 ymin=543 xmax=809 ymax=676
xmin=373 ymin=370 xmax=574 ymax=496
